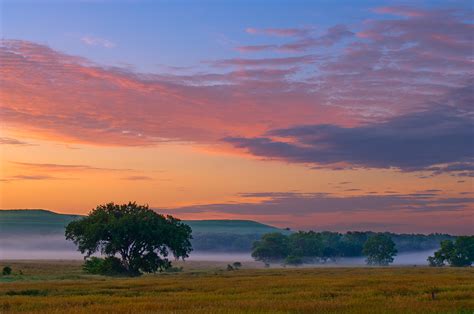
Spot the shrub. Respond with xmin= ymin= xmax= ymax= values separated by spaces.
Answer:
xmin=232 ymin=262 xmax=242 ymax=269
xmin=2 ymin=266 xmax=12 ymax=276
xmin=226 ymin=264 xmax=234 ymax=271
xmin=83 ymin=257 xmax=128 ymax=276
xmin=83 ymin=257 xmax=104 ymax=274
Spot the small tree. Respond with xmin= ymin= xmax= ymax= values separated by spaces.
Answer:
xmin=363 ymin=234 xmax=397 ymax=266
xmin=66 ymin=202 xmax=193 ymax=276
xmin=428 ymin=236 xmax=474 ymax=267
xmin=232 ymin=262 xmax=242 ymax=269
xmin=251 ymin=233 xmax=289 ymax=264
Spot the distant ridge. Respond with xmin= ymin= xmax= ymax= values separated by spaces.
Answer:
xmin=0 ymin=209 xmax=286 ymax=235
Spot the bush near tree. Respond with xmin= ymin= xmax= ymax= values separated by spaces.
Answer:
xmin=2 ymin=266 xmax=12 ymax=276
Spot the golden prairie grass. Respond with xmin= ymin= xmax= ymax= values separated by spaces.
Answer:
xmin=0 ymin=261 xmax=472 ymax=313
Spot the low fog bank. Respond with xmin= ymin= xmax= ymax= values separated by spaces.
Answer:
xmin=0 ymin=234 xmax=436 ymax=265
xmin=187 ymin=250 xmax=437 ymax=265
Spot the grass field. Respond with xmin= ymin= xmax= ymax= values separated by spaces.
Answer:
xmin=0 ymin=261 xmax=472 ymax=313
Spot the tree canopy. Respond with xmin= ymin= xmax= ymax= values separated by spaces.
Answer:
xmin=251 ymin=232 xmax=290 ymax=263
xmin=428 ymin=236 xmax=474 ymax=267
xmin=363 ymin=234 xmax=397 ymax=266
xmin=65 ymin=202 xmax=192 ymax=276
xmin=251 ymin=231 xmax=374 ymax=265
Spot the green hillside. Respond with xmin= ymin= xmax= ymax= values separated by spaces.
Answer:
xmin=0 ymin=209 xmax=285 ymax=235
xmin=0 ymin=210 xmax=81 ymax=234
xmin=184 ymin=219 xmax=284 ymax=235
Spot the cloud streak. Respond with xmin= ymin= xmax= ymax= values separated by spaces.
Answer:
xmin=166 ymin=191 xmax=474 ymax=233
xmin=170 ymin=191 xmax=473 ymax=216
xmin=12 ymin=162 xmax=133 ymax=173
xmin=245 ymin=27 xmax=312 ymax=37
xmin=80 ymin=36 xmax=116 ymax=48
xmin=224 ymin=100 xmax=474 ymax=173
xmin=0 ymin=137 xmax=31 ymax=145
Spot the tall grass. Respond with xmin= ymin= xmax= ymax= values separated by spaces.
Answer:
xmin=0 ymin=261 xmax=472 ymax=313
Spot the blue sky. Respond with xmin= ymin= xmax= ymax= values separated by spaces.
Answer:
xmin=3 ymin=0 xmax=465 ymax=71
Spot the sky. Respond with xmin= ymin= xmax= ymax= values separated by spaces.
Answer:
xmin=0 ymin=0 xmax=473 ymax=234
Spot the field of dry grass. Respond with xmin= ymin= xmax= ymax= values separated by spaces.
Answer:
xmin=0 ymin=260 xmax=473 ymax=313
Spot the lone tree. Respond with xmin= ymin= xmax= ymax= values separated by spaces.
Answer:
xmin=428 ymin=236 xmax=474 ymax=267
xmin=65 ymin=202 xmax=192 ymax=276
xmin=363 ymin=234 xmax=397 ymax=266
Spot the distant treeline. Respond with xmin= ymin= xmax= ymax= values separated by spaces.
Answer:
xmin=251 ymin=231 xmax=456 ymax=264
xmin=191 ymin=231 xmax=455 ymax=253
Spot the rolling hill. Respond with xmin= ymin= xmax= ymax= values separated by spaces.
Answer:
xmin=0 ymin=209 xmax=286 ymax=236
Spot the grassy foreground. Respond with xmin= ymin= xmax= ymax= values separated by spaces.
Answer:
xmin=0 ymin=261 xmax=473 ymax=313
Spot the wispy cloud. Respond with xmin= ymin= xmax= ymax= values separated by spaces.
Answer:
xmin=238 ymin=25 xmax=353 ymax=53
xmin=166 ymin=191 xmax=474 ymax=233
xmin=1 ymin=175 xmax=69 ymax=182
xmin=121 ymin=175 xmax=153 ymax=181
xmin=210 ymin=55 xmax=318 ymax=67
xmin=80 ymin=35 xmax=116 ymax=48
xmin=12 ymin=162 xmax=133 ymax=173
xmin=0 ymin=137 xmax=31 ymax=145
xmin=171 ymin=191 xmax=473 ymax=216
xmin=245 ymin=27 xmax=313 ymax=37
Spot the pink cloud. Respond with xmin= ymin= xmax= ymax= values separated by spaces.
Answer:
xmin=245 ymin=27 xmax=312 ymax=37
xmin=210 ymin=55 xmax=318 ymax=67
xmin=238 ymin=25 xmax=353 ymax=53
xmin=0 ymin=40 xmax=344 ymax=146
xmin=235 ymin=44 xmax=278 ymax=53
xmin=0 ymin=6 xmax=471 ymax=153
xmin=373 ymin=6 xmax=429 ymax=17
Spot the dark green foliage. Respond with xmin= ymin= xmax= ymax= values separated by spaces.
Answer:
xmin=83 ymin=257 xmax=128 ymax=276
xmin=288 ymin=231 xmax=322 ymax=261
xmin=363 ymin=234 xmax=397 ymax=266
xmin=252 ymin=231 xmax=374 ymax=265
xmin=339 ymin=232 xmax=370 ymax=257
xmin=65 ymin=202 xmax=193 ymax=276
xmin=428 ymin=236 xmax=474 ymax=267
xmin=2 ymin=266 xmax=12 ymax=276
xmin=164 ymin=266 xmax=183 ymax=273
xmin=6 ymin=289 xmax=47 ymax=296
xmin=251 ymin=230 xmax=459 ymax=266
xmin=232 ymin=262 xmax=242 ymax=269
xmin=284 ymin=255 xmax=303 ymax=266
xmin=83 ymin=257 xmax=104 ymax=274
xmin=251 ymin=232 xmax=290 ymax=263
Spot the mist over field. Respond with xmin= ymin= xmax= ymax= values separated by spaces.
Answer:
xmin=0 ymin=234 xmax=436 ymax=265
